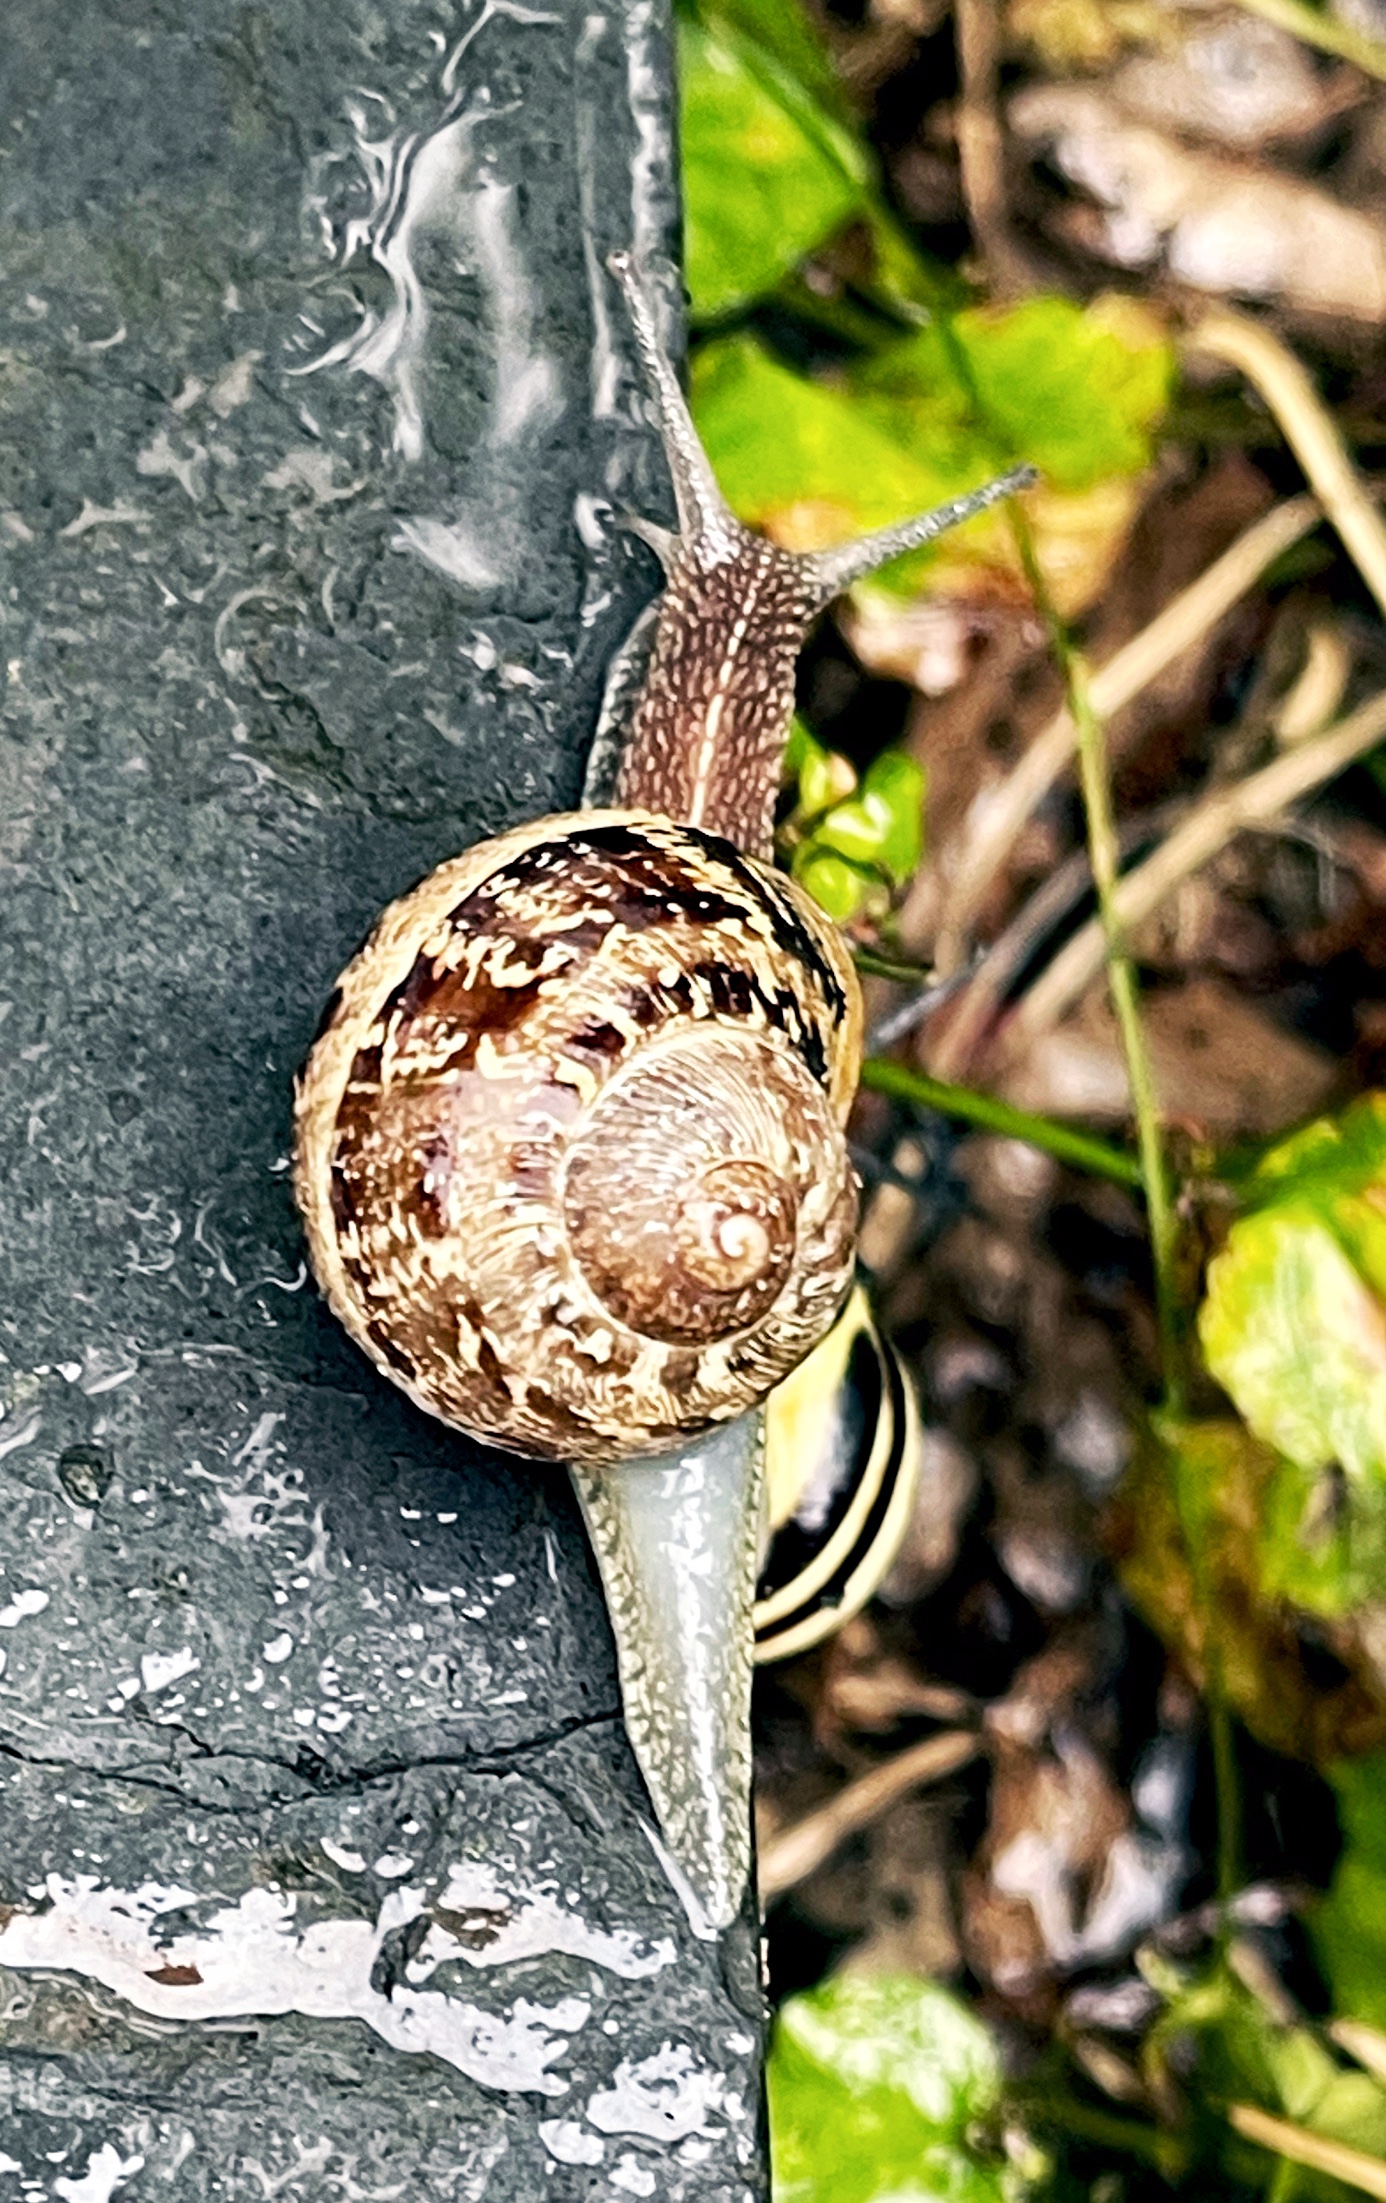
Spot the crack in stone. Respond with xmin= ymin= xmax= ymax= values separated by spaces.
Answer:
xmin=0 ymin=1706 xmax=624 ymax=1812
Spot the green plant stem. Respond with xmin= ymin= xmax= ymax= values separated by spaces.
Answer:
xmin=1015 ymin=524 xmax=1181 ymax=1398
xmin=852 ymin=946 xmax=939 ymax=984
xmin=1020 ymin=2091 xmax=1188 ymax=2179
xmin=1019 ymin=518 xmax=1242 ymax=1905
xmin=1069 ymin=663 xmax=1183 ymax=1397
xmin=860 ymin=1058 xmax=1144 ymax=1186
xmin=1233 ymin=0 xmax=1386 ymax=83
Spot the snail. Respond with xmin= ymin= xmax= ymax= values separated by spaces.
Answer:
xmin=294 ymin=252 xmax=1032 ymax=1929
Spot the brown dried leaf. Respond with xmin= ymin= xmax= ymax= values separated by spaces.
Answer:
xmin=997 ymin=973 xmax=1338 ymax=1136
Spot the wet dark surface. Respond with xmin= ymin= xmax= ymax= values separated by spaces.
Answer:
xmin=0 ymin=1 xmax=767 ymax=2192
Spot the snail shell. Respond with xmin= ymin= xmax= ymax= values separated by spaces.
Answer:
xmin=294 ymin=807 xmax=863 ymax=1466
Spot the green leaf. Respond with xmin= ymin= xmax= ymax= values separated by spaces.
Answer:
xmin=784 ymin=719 xmax=858 ymax=819
xmin=783 ymin=715 xmax=822 ymax=786
xmin=1202 ymin=1208 xmax=1386 ymax=1478
xmin=683 ymin=0 xmax=853 ymax=130
xmin=1117 ymin=1418 xmax=1381 ymax=1761
xmin=1145 ymin=1948 xmax=1386 ymax=2196
xmin=691 ymin=304 xmax=1169 ymax=607
xmin=1150 ymin=1954 xmax=1340 ymax=2124
xmin=1316 ymin=1755 xmax=1386 ymax=2033
xmin=679 ymin=13 xmax=866 ymax=321
xmin=769 ymin=1973 xmax=1016 ymax=2203
xmin=861 ymin=748 xmax=926 ymax=881
xmin=854 ymin=294 xmax=1172 ymax=493
xmin=691 ymin=334 xmax=982 ymax=564
xmin=1198 ymin=1094 xmax=1386 ymax=1614
xmin=680 ymin=0 xmax=958 ymax=324
xmin=791 ymin=843 xmax=879 ymax=924
xmin=811 ymin=797 xmax=895 ymax=868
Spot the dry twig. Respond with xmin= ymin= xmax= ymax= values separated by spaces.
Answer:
xmin=1228 ymin=2104 xmax=1386 ymax=2202
xmin=758 ymin=1729 xmax=980 ymax=1901
xmin=999 ymin=684 xmax=1386 ymax=1056
xmin=954 ymin=0 xmax=1029 ymax=292
xmin=1188 ymin=311 xmax=1386 ymax=623
xmin=930 ymin=496 xmax=1322 ymax=992
xmin=1334 ymin=2021 xmax=1386 ymax=2088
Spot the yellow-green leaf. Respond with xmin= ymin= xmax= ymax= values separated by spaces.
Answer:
xmin=1200 ymin=1095 xmax=1386 ymax=1490
xmin=854 ymin=294 xmax=1172 ymax=493
xmin=1198 ymin=1094 xmax=1386 ymax=1616
xmin=691 ymin=334 xmax=995 ymax=565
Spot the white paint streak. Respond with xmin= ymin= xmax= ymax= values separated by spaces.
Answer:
xmin=139 ymin=1645 xmax=199 ymax=1693
xmin=0 ymin=1878 xmax=587 ymax=2097
xmin=538 ymin=2120 xmax=605 ymax=2167
xmin=52 ymin=2145 xmax=146 ymax=2203
xmin=412 ymin=1862 xmax=673 ymax=1980
xmin=586 ymin=2043 xmax=728 ymax=2143
xmin=0 ymin=1587 xmax=48 ymax=1627
xmin=321 ymin=1839 xmax=368 ymax=1874
xmin=0 ymin=1412 xmax=42 ymax=1460
xmin=208 ymin=350 xmax=264 ymax=417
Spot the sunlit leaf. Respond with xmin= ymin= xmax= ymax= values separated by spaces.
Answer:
xmin=1115 ymin=1419 xmax=1386 ymax=1764
xmin=692 ymin=302 xmax=1169 ymax=613
xmin=679 ymin=14 xmax=866 ymax=321
xmin=693 ymin=334 xmax=954 ymax=541
xmin=1199 ymin=1094 xmax=1386 ymax=1614
xmin=769 ymin=1972 xmax=1018 ymax=2203
xmin=691 ymin=334 xmax=1016 ymax=606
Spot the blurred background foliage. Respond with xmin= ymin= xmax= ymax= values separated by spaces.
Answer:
xmin=672 ymin=0 xmax=1386 ymax=2196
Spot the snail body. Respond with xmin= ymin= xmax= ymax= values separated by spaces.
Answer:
xmin=294 ymin=251 xmax=1032 ymax=1927
xmin=755 ymin=1283 xmax=923 ymax=1664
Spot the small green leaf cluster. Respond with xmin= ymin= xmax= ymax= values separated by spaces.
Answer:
xmin=781 ymin=721 xmax=925 ymax=924
xmin=1142 ymin=1943 xmax=1386 ymax=2192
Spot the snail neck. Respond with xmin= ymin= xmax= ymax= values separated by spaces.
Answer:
xmin=603 ymin=252 xmax=1038 ymax=867
xmin=615 ymin=532 xmax=816 ymax=863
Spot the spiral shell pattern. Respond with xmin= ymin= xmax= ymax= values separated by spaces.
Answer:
xmin=294 ymin=810 xmax=863 ymax=1464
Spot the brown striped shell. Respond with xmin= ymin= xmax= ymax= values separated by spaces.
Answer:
xmin=294 ymin=808 xmax=863 ymax=1465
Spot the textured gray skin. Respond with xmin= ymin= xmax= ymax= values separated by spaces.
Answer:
xmin=0 ymin=2 xmax=768 ymax=2195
